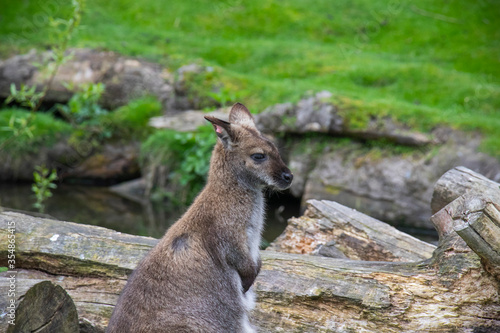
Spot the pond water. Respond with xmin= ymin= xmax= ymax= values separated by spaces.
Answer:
xmin=0 ymin=183 xmax=302 ymax=246
xmin=0 ymin=182 xmax=439 ymax=246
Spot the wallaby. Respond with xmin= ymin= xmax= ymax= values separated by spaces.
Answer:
xmin=107 ymin=103 xmax=293 ymax=333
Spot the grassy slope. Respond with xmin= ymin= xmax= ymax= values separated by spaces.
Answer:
xmin=0 ymin=0 xmax=499 ymax=154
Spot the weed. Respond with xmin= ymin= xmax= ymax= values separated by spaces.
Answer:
xmin=32 ymin=165 xmax=58 ymax=213
xmin=5 ymin=84 xmax=45 ymax=110
xmin=141 ymin=126 xmax=216 ymax=205
xmin=57 ymin=82 xmax=107 ymax=125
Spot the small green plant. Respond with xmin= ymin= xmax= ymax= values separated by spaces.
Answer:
xmin=141 ymin=126 xmax=216 ymax=205
xmin=57 ymin=82 xmax=107 ymax=125
xmin=0 ymin=109 xmax=72 ymax=155
xmin=5 ymin=84 xmax=45 ymax=110
xmin=0 ymin=112 xmax=35 ymax=140
xmin=32 ymin=165 xmax=58 ymax=214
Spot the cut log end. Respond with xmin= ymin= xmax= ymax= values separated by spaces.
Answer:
xmin=6 ymin=281 xmax=79 ymax=333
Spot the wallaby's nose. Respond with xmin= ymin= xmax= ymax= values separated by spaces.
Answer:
xmin=281 ymin=171 xmax=293 ymax=184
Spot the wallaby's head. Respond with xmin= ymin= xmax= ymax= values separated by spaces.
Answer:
xmin=205 ymin=103 xmax=293 ymax=191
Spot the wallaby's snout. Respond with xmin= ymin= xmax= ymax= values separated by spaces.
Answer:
xmin=279 ymin=167 xmax=293 ymax=189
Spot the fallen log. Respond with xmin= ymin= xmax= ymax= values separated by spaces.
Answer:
xmin=1 ymin=167 xmax=500 ymax=332
xmin=0 ymin=211 xmax=157 ymax=278
xmin=268 ymin=199 xmax=436 ymax=261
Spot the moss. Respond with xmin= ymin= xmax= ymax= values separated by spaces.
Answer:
xmin=324 ymin=185 xmax=342 ymax=196
xmin=179 ymin=66 xmax=223 ymax=110
xmin=283 ymin=115 xmax=297 ymax=129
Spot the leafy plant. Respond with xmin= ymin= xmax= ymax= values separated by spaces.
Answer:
xmin=141 ymin=126 xmax=216 ymax=205
xmin=5 ymin=84 xmax=45 ymax=110
xmin=0 ymin=112 xmax=35 ymax=140
xmin=32 ymin=165 xmax=58 ymax=214
xmin=57 ymin=82 xmax=107 ymax=125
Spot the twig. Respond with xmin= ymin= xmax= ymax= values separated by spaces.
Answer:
xmin=410 ymin=5 xmax=461 ymax=24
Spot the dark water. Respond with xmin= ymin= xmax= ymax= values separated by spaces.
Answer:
xmin=0 ymin=183 xmax=301 ymax=245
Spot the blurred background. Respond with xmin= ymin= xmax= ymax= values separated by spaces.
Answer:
xmin=0 ymin=0 xmax=498 ymax=245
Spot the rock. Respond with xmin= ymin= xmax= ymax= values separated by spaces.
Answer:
xmin=286 ymin=141 xmax=322 ymax=198
xmin=255 ymin=91 xmax=435 ymax=146
xmin=109 ymin=178 xmax=148 ymax=204
xmin=0 ymin=141 xmax=140 ymax=183
xmin=0 ymin=48 xmax=174 ymax=110
xmin=62 ymin=142 xmax=141 ymax=183
xmin=148 ymin=108 xmax=229 ymax=132
xmin=299 ymin=132 xmax=500 ymax=230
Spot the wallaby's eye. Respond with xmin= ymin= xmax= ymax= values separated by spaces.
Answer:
xmin=251 ymin=153 xmax=267 ymax=162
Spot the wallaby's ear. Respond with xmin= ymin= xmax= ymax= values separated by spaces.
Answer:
xmin=229 ymin=103 xmax=256 ymax=129
xmin=205 ymin=116 xmax=234 ymax=149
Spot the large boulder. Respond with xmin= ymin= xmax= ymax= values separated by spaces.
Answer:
xmin=0 ymin=141 xmax=140 ymax=183
xmin=255 ymin=91 xmax=435 ymax=146
xmin=299 ymin=132 xmax=500 ymax=229
xmin=0 ymin=48 xmax=174 ymax=110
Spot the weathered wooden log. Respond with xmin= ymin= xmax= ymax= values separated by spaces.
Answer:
xmin=0 ymin=211 xmax=157 ymax=278
xmin=434 ymin=192 xmax=500 ymax=280
xmin=6 ymin=281 xmax=79 ymax=333
xmin=268 ymin=199 xmax=436 ymax=262
xmin=431 ymin=166 xmax=500 ymax=214
xmin=1 ymin=196 xmax=500 ymax=332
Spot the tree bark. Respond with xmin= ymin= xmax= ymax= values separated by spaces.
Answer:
xmin=1 ymin=166 xmax=500 ymax=332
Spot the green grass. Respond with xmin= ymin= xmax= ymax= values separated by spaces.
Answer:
xmin=0 ymin=0 xmax=499 ymax=155
xmin=102 ymin=96 xmax=162 ymax=140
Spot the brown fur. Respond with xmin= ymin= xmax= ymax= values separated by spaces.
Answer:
xmin=107 ymin=103 xmax=292 ymax=333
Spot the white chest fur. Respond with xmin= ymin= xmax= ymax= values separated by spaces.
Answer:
xmin=246 ymin=192 xmax=264 ymax=263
